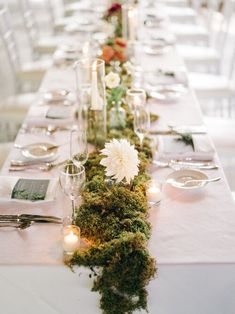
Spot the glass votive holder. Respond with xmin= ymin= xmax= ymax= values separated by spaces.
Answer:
xmin=126 ymin=88 xmax=146 ymax=112
xmin=62 ymin=224 xmax=80 ymax=255
xmin=146 ymin=179 xmax=163 ymax=206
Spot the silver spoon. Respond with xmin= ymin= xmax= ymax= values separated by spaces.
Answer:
xmin=183 ymin=177 xmax=221 ymax=186
xmin=14 ymin=143 xmax=60 ymax=151
xmin=167 ymin=176 xmax=221 ymax=187
xmin=153 ymin=160 xmax=219 ymax=170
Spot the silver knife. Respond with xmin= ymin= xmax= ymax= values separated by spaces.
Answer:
xmin=149 ymin=130 xmax=207 ymax=135
xmin=0 ymin=214 xmax=62 ymax=224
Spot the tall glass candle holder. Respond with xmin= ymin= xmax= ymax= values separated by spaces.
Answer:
xmin=122 ymin=3 xmax=137 ymax=42
xmin=74 ymin=58 xmax=107 ymax=149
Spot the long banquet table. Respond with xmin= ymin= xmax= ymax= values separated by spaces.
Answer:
xmin=1 ymin=7 xmax=235 ymax=314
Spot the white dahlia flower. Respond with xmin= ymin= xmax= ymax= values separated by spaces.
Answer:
xmin=100 ymin=139 xmax=139 ymax=184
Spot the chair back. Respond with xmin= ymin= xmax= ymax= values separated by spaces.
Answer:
xmin=19 ymin=0 xmax=39 ymax=50
xmin=216 ymin=0 xmax=235 ymax=74
xmin=0 ymin=6 xmax=21 ymax=75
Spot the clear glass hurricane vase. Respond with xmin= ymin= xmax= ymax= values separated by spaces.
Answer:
xmin=74 ymin=58 xmax=107 ymax=149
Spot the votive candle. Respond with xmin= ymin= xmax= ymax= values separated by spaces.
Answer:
xmin=62 ymin=225 xmax=80 ymax=254
xmin=146 ymin=180 xmax=163 ymax=205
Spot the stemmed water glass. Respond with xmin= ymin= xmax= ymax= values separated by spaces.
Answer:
xmin=59 ymin=163 xmax=86 ymax=223
xmin=133 ymin=106 xmax=150 ymax=147
xmin=70 ymin=128 xmax=88 ymax=166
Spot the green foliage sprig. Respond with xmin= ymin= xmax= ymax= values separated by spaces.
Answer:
xmin=176 ymin=133 xmax=194 ymax=150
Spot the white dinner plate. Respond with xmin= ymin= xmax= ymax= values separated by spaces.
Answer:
xmin=148 ymin=85 xmax=187 ymax=102
xmin=43 ymin=89 xmax=69 ymax=103
xmin=166 ymin=169 xmax=208 ymax=190
xmin=144 ymin=44 xmax=171 ymax=56
xmin=59 ymin=44 xmax=82 ymax=54
xmin=20 ymin=143 xmax=58 ymax=160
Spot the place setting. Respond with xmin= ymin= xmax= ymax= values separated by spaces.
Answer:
xmin=26 ymin=102 xmax=76 ymax=122
xmin=149 ymin=126 xmax=222 ymax=192
xmin=25 ymin=88 xmax=76 ymax=122
xmin=0 ymin=175 xmax=62 ymax=230
xmin=143 ymin=39 xmax=173 ymax=56
xmin=144 ymin=11 xmax=168 ymax=28
xmin=8 ymin=126 xmax=88 ymax=174
xmin=144 ymin=68 xmax=188 ymax=102
xmin=54 ymin=46 xmax=84 ymax=67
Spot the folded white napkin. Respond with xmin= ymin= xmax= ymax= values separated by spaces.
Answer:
xmin=0 ymin=177 xmax=58 ymax=203
xmin=145 ymin=71 xmax=188 ymax=90
xmin=157 ymin=134 xmax=215 ymax=160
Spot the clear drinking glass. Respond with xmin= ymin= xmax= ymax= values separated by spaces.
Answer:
xmin=70 ymin=129 xmax=88 ymax=166
xmin=126 ymin=88 xmax=146 ymax=112
xmin=133 ymin=106 xmax=150 ymax=147
xmin=74 ymin=58 xmax=106 ymax=148
xmin=59 ymin=163 xmax=86 ymax=223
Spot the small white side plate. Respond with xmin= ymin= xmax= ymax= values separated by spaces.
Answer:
xmin=148 ymin=85 xmax=187 ymax=102
xmin=20 ymin=143 xmax=58 ymax=160
xmin=166 ymin=169 xmax=208 ymax=190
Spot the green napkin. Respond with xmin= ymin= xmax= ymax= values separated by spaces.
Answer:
xmin=11 ymin=179 xmax=49 ymax=201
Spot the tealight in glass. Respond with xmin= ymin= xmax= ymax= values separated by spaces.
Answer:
xmin=146 ymin=179 xmax=163 ymax=206
xmin=62 ymin=224 xmax=81 ymax=255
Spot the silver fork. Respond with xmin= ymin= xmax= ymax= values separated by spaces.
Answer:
xmin=9 ymin=160 xmax=66 ymax=172
xmin=9 ymin=163 xmax=54 ymax=172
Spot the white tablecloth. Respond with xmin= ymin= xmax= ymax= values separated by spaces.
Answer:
xmin=1 ymin=5 xmax=235 ymax=314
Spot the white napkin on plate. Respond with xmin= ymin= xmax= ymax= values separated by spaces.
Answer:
xmin=157 ymin=134 xmax=215 ymax=160
xmin=0 ymin=177 xmax=58 ymax=203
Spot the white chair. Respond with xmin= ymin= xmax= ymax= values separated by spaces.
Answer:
xmin=19 ymin=0 xmax=64 ymax=56
xmin=0 ymin=93 xmax=36 ymax=116
xmin=188 ymin=40 xmax=235 ymax=115
xmin=204 ymin=116 xmax=235 ymax=190
xmin=0 ymin=142 xmax=13 ymax=169
xmin=169 ymin=0 xmax=221 ymax=45
xmin=0 ymin=6 xmax=52 ymax=92
xmin=176 ymin=0 xmax=234 ymax=72
xmin=232 ymin=191 xmax=235 ymax=203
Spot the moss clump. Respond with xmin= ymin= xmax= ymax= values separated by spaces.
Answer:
xmin=69 ymin=135 xmax=157 ymax=313
xmin=70 ymin=233 xmax=156 ymax=314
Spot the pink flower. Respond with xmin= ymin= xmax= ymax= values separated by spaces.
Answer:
xmin=107 ymin=3 xmax=122 ymax=16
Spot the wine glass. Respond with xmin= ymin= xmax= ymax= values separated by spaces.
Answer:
xmin=70 ymin=129 xmax=88 ymax=166
xmin=59 ymin=163 xmax=86 ymax=223
xmin=133 ymin=106 xmax=150 ymax=147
